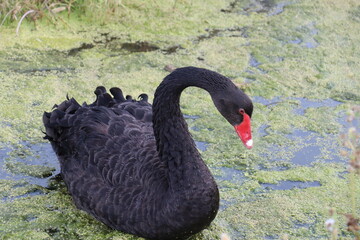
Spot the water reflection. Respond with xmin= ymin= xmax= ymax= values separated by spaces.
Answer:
xmin=0 ymin=142 xmax=59 ymax=188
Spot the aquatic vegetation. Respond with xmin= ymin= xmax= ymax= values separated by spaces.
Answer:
xmin=1 ymin=0 xmax=360 ymax=239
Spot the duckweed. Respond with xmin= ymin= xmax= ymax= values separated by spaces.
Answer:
xmin=0 ymin=0 xmax=359 ymax=239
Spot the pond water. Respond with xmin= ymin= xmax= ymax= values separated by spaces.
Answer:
xmin=1 ymin=0 xmax=360 ymax=239
xmin=0 ymin=143 xmax=59 ymax=200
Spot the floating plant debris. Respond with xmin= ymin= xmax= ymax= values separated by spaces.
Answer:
xmin=261 ymin=180 xmax=321 ymax=190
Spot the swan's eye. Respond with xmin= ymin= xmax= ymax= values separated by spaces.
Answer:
xmin=239 ymin=109 xmax=245 ymax=115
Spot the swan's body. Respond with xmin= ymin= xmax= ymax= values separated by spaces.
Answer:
xmin=43 ymin=67 xmax=253 ymax=240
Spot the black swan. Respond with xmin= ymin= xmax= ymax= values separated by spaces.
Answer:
xmin=43 ymin=67 xmax=253 ymax=240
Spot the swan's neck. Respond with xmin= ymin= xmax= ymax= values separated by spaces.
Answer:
xmin=152 ymin=67 xmax=231 ymax=190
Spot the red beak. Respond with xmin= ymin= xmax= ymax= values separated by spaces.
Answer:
xmin=234 ymin=112 xmax=253 ymax=149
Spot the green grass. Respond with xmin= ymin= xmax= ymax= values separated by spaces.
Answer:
xmin=0 ymin=0 xmax=202 ymax=28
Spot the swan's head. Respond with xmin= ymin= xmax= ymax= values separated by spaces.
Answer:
xmin=212 ymin=85 xmax=253 ymax=149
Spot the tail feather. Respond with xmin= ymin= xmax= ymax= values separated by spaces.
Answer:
xmin=138 ymin=94 xmax=149 ymax=102
xmin=43 ymin=98 xmax=81 ymax=142
xmin=43 ymin=86 xmax=147 ymax=144
xmin=110 ymin=87 xmax=126 ymax=102
xmin=94 ymin=86 xmax=106 ymax=95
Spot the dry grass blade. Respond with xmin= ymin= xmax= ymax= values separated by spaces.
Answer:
xmin=0 ymin=10 xmax=13 ymax=27
xmin=16 ymin=9 xmax=35 ymax=35
xmin=51 ymin=7 xmax=66 ymax=14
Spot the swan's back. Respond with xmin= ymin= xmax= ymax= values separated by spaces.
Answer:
xmin=43 ymin=88 xmax=173 ymax=238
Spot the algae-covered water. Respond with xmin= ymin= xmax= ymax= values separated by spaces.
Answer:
xmin=0 ymin=0 xmax=360 ymax=239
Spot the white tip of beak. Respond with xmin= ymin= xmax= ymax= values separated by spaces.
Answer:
xmin=246 ymin=139 xmax=253 ymax=149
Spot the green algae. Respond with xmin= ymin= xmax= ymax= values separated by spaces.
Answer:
xmin=5 ymin=160 xmax=55 ymax=178
xmin=0 ymin=191 xmax=142 ymax=240
xmin=0 ymin=0 xmax=360 ymax=239
xmin=0 ymin=179 xmax=45 ymax=200
xmin=220 ymin=165 xmax=360 ymax=239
